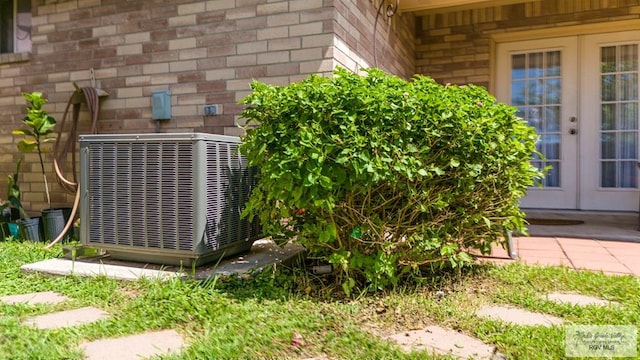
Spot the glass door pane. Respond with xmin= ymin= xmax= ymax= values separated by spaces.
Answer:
xmin=599 ymin=44 xmax=639 ymax=188
xmin=511 ymin=50 xmax=562 ymax=187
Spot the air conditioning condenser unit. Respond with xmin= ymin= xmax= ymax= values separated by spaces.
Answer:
xmin=79 ymin=133 xmax=260 ymax=266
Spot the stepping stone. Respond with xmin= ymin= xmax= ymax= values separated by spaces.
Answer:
xmin=386 ymin=325 xmax=496 ymax=359
xmin=80 ymin=329 xmax=185 ymax=360
xmin=546 ymin=292 xmax=614 ymax=306
xmin=0 ymin=291 xmax=68 ymax=305
xmin=22 ymin=306 xmax=109 ymax=330
xmin=476 ymin=305 xmax=563 ymax=327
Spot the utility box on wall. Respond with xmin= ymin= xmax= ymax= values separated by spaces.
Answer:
xmin=79 ymin=133 xmax=261 ymax=266
xmin=151 ymin=90 xmax=171 ymax=120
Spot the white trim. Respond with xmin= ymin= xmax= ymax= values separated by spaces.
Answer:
xmin=491 ymin=19 xmax=640 ymax=44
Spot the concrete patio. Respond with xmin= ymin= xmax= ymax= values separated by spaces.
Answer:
xmin=482 ymin=210 xmax=640 ymax=276
xmin=525 ymin=209 xmax=640 ymax=243
xmin=484 ymin=236 xmax=640 ymax=276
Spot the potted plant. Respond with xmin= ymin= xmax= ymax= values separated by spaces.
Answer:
xmin=13 ymin=92 xmax=59 ymax=242
xmin=0 ymin=159 xmax=26 ymax=239
xmin=1 ymin=159 xmax=27 ymax=217
xmin=14 ymin=92 xmax=56 ymax=206
xmin=0 ymin=158 xmax=42 ymax=241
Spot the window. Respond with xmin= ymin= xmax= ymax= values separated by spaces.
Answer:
xmin=510 ymin=50 xmax=562 ymax=187
xmin=0 ymin=0 xmax=31 ymax=54
xmin=599 ymin=44 xmax=639 ymax=188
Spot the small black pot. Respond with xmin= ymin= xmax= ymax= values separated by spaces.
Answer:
xmin=18 ymin=217 xmax=43 ymax=242
xmin=42 ymin=208 xmax=72 ymax=243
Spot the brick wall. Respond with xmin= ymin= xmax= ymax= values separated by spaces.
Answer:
xmin=416 ymin=0 xmax=640 ymax=88
xmin=0 ymin=0 xmax=414 ymax=212
xmin=332 ymin=0 xmax=415 ymax=79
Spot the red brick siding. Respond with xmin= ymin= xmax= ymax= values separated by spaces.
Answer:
xmin=332 ymin=0 xmax=415 ymax=79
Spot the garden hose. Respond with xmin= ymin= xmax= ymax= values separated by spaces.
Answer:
xmin=45 ymin=86 xmax=100 ymax=249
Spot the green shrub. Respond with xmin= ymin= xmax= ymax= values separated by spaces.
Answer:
xmin=239 ymin=68 xmax=541 ymax=293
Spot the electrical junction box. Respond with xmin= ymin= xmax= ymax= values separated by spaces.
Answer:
xmin=151 ymin=90 xmax=171 ymax=120
xmin=204 ymin=104 xmax=219 ymax=116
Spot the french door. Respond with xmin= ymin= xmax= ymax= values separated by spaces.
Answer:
xmin=496 ymin=31 xmax=640 ymax=211
xmin=497 ymin=37 xmax=579 ymax=209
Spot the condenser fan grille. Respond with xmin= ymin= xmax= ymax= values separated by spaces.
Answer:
xmin=87 ymin=141 xmax=195 ymax=250
xmin=204 ymin=142 xmax=259 ymax=250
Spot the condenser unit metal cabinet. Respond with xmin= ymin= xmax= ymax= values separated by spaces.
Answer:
xmin=79 ymin=133 xmax=260 ymax=266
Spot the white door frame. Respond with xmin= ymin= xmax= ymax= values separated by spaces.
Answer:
xmin=495 ymin=37 xmax=579 ymax=209
xmin=580 ymin=31 xmax=640 ymax=211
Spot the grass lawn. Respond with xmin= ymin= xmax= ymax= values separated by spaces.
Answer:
xmin=0 ymin=240 xmax=638 ymax=359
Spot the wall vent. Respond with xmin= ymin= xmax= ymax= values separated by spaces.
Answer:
xmin=79 ymin=133 xmax=260 ymax=266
